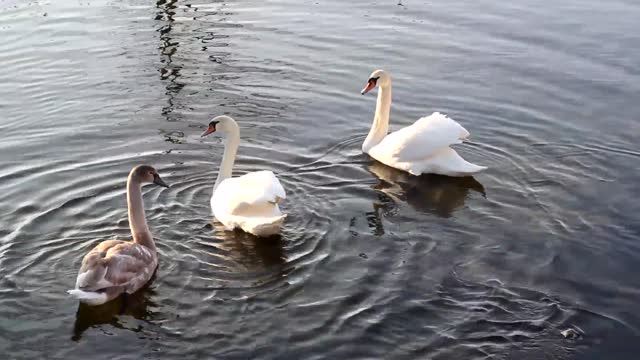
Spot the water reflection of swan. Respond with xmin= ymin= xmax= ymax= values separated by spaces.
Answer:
xmin=367 ymin=160 xmax=485 ymax=218
xmin=155 ymin=0 xmax=183 ymax=121
xmin=208 ymin=223 xmax=286 ymax=273
xmin=72 ymin=282 xmax=157 ymax=341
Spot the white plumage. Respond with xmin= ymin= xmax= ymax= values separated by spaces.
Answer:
xmin=361 ymin=69 xmax=486 ymax=177
xmin=67 ymin=289 xmax=108 ymax=306
xmin=211 ymin=170 xmax=286 ymax=237
xmin=369 ymin=112 xmax=486 ymax=176
xmin=202 ymin=116 xmax=287 ymax=237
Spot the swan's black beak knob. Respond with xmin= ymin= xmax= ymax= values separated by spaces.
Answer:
xmin=153 ymin=174 xmax=169 ymax=188
xmin=361 ymin=78 xmax=377 ymax=95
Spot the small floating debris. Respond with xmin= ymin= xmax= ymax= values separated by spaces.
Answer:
xmin=560 ymin=325 xmax=584 ymax=339
xmin=163 ymin=131 xmax=185 ymax=144
xmin=359 ymin=253 xmax=368 ymax=259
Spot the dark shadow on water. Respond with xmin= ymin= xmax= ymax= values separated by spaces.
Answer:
xmin=367 ymin=160 xmax=486 ymax=220
xmin=209 ymin=222 xmax=287 ymax=272
xmin=71 ymin=277 xmax=158 ymax=341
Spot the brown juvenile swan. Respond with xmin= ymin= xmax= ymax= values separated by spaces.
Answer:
xmin=67 ymin=165 xmax=169 ymax=305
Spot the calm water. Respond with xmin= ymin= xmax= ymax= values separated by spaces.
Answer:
xmin=1 ymin=0 xmax=639 ymax=358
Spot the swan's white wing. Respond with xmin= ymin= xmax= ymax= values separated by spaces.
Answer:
xmin=212 ymin=170 xmax=286 ymax=218
xmin=371 ymin=112 xmax=470 ymax=162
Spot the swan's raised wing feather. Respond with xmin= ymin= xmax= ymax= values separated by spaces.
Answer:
xmin=374 ymin=112 xmax=470 ymax=162
xmin=213 ymin=170 xmax=286 ymax=218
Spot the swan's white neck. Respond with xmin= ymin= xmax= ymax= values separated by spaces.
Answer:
xmin=214 ymin=125 xmax=240 ymax=192
xmin=127 ymin=175 xmax=154 ymax=249
xmin=362 ymin=80 xmax=392 ymax=153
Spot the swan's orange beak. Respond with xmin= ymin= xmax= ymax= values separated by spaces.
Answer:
xmin=361 ymin=79 xmax=376 ymax=95
xmin=201 ymin=125 xmax=216 ymax=137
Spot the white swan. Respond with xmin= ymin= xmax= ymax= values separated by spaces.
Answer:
xmin=201 ymin=115 xmax=286 ymax=237
xmin=68 ymin=165 xmax=169 ymax=306
xmin=360 ymin=69 xmax=487 ymax=177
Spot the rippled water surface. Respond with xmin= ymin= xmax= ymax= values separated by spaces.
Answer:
xmin=1 ymin=0 xmax=640 ymax=358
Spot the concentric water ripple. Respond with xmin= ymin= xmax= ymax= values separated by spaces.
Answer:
xmin=1 ymin=0 xmax=640 ymax=358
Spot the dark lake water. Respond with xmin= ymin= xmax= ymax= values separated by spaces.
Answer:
xmin=1 ymin=0 xmax=640 ymax=358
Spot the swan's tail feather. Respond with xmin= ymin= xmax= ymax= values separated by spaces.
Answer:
xmin=67 ymin=289 xmax=109 ymax=306
xmin=241 ymin=214 xmax=287 ymax=237
xmin=412 ymin=147 xmax=487 ymax=177
xmin=456 ymin=163 xmax=487 ymax=176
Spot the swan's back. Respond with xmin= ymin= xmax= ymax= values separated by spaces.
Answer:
xmin=211 ymin=170 xmax=287 ymax=236
xmin=369 ymin=112 xmax=486 ymax=176
xmin=371 ymin=112 xmax=468 ymax=161
xmin=69 ymin=240 xmax=157 ymax=305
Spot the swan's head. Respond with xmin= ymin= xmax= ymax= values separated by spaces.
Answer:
xmin=361 ymin=69 xmax=390 ymax=95
xmin=131 ymin=165 xmax=169 ymax=188
xmin=201 ymin=115 xmax=238 ymax=137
